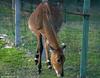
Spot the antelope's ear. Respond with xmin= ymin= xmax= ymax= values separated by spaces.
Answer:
xmin=61 ymin=43 xmax=66 ymax=50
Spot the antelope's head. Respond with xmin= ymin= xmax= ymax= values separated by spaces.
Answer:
xmin=50 ymin=43 xmax=66 ymax=77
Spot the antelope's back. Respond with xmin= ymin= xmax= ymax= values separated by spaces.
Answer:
xmin=28 ymin=2 xmax=64 ymax=33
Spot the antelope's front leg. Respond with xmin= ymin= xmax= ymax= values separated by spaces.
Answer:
xmin=34 ymin=34 xmax=41 ymax=65
xmin=44 ymin=39 xmax=52 ymax=69
xmin=34 ymin=34 xmax=43 ymax=74
xmin=38 ymin=34 xmax=43 ymax=74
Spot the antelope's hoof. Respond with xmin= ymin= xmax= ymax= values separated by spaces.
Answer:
xmin=47 ymin=60 xmax=52 ymax=69
xmin=34 ymin=54 xmax=39 ymax=65
xmin=34 ymin=58 xmax=38 ymax=65
xmin=38 ymin=69 xmax=42 ymax=74
xmin=48 ymin=65 xmax=52 ymax=69
xmin=37 ymin=65 xmax=42 ymax=74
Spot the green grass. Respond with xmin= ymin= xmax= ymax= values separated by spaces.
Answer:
xmin=0 ymin=39 xmax=80 ymax=78
xmin=0 ymin=21 xmax=100 ymax=78
xmin=0 ymin=18 xmax=100 ymax=78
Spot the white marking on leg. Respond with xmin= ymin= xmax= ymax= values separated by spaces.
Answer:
xmin=34 ymin=58 xmax=38 ymax=60
xmin=49 ymin=49 xmax=53 ymax=53
xmin=46 ymin=40 xmax=49 ymax=44
xmin=48 ymin=65 xmax=51 ymax=68
xmin=47 ymin=60 xmax=50 ymax=62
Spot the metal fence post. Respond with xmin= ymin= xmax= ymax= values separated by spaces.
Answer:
xmin=64 ymin=2 xmax=67 ymax=23
xmin=15 ymin=0 xmax=21 ymax=46
xmin=80 ymin=0 xmax=90 ymax=78
xmin=12 ymin=0 xmax=15 ymax=9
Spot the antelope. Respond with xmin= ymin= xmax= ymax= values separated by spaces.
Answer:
xmin=28 ymin=1 xmax=66 ymax=77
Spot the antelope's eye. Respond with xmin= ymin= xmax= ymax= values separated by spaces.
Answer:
xmin=57 ymin=59 xmax=61 ymax=64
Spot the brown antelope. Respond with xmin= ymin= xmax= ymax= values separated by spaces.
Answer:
xmin=28 ymin=0 xmax=66 ymax=77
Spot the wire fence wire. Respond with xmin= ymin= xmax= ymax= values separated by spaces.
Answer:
xmin=0 ymin=1 xmax=100 ymax=78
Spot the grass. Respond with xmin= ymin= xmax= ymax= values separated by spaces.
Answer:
xmin=0 ymin=39 xmax=80 ymax=78
xmin=0 ymin=21 xmax=100 ymax=78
